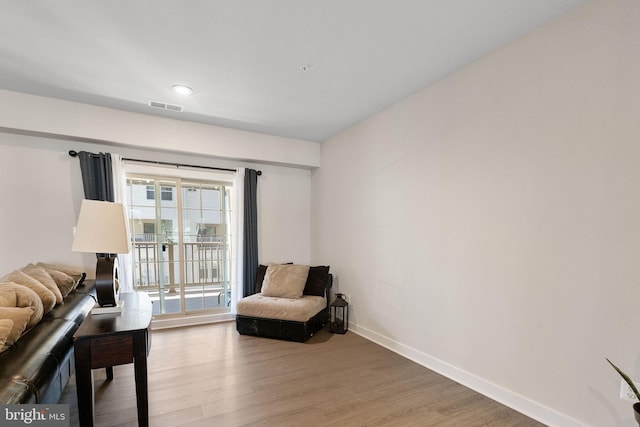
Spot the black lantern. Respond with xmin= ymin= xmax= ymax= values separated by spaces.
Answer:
xmin=330 ymin=293 xmax=349 ymax=334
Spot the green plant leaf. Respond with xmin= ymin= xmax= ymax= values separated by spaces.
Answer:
xmin=607 ymin=358 xmax=640 ymax=401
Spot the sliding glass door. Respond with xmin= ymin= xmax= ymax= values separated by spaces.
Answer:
xmin=126 ymin=175 xmax=231 ymax=317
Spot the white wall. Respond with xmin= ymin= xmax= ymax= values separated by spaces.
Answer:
xmin=258 ymin=166 xmax=311 ymax=265
xmin=312 ymin=1 xmax=640 ymax=426
xmin=0 ymin=135 xmax=84 ymax=272
xmin=0 ymin=133 xmax=311 ymax=277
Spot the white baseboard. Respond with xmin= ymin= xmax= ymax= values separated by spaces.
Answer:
xmin=348 ymin=322 xmax=587 ymax=427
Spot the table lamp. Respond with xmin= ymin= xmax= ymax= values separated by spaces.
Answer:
xmin=72 ymin=199 xmax=131 ymax=313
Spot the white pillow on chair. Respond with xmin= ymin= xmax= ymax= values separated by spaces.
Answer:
xmin=261 ymin=264 xmax=310 ymax=299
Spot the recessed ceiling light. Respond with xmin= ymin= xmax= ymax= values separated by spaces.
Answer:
xmin=171 ymin=84 xmax=193 ymax=95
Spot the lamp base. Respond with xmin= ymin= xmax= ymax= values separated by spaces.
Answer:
xmin=91 ymin=300 xmax=125 ymax=315
xmin=95 ymin=256 xmax=120 ymax=307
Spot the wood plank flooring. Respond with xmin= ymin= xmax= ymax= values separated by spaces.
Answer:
xmin=60 ymin=321 xmax=545 ymax=426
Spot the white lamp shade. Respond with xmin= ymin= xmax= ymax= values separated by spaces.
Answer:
xmin=72 ymin=200 xmax=131 ymax=254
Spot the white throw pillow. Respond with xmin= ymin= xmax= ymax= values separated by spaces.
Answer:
xmin=261 ymin=264 xmax=310 ymax=299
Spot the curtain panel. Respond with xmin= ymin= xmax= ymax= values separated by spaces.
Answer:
xmin=242 ymin=168 xmax=259 ymax=296
xmin=111 ymin=154 xmax=133 ymax=293
xmin=78 ymin=151 xmax=114 ymax=201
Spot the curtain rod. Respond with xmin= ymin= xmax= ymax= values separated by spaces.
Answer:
xmin=68 ymin=150 xmax=261 ymax=175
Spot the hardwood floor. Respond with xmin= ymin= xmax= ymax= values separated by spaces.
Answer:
xmin=60 ymin=321 xmax=545 ymax=426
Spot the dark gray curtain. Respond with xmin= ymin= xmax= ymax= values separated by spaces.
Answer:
xmin=243 ymin=168 xmax=259 ymax=296
xmin=78 ymin=151 xmax=114 ymax=201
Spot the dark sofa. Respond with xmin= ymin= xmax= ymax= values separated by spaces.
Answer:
xmin=0 ymin=280 xmax=96 ymax=404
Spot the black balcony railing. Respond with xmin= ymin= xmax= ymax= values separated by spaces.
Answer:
xmin=131 ymin=240 xmax=229 ymax=294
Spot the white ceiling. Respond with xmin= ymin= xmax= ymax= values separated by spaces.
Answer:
xmin=0 ymin=0 xmax=585 ymax=142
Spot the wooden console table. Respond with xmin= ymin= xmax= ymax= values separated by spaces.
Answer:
xmin=73 ymin=292 xmax=153 ymax=427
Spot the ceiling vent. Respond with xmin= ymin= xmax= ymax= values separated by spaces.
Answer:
xmin=148 ymin=100 xmax=184 ymax=112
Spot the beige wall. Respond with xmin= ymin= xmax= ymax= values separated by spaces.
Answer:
xmin=312 ymin=1 xmax=640 ymax=425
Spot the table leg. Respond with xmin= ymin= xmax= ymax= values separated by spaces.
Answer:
xmin=105 ymin=366 xmax=114 ymax=380
xmin=75 ymin=366 xmax=94 ymax=427
xmin=133 ymin=333 xmax=149 ymax=427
